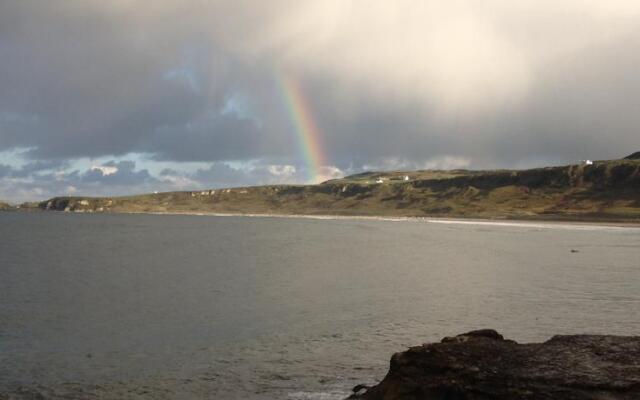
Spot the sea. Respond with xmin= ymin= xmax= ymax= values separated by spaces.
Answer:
xmin=1 ymin=212 xmax=639 ymax=399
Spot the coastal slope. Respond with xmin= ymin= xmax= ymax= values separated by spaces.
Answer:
xmin=32 ymin=158 xmax=640 ymax=221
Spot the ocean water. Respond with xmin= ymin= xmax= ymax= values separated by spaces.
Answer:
xmin=1 ymin=212 xmax=639 ymax=399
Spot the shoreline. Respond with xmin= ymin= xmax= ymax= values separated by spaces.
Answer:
xmin=79 ymin=210 xmax=640 ymax=230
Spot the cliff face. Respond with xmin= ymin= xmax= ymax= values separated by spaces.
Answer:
xmin=411 ymin=161 xmax=640 ymax=190
xmin=33 ymin=159 xmax=640 ymax=221
xmin=350 ymin=329 xmax=640 ymax=400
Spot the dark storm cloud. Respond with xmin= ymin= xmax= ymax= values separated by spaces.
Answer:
xmin=0 ymin=164 xmax=11 ymax=178
xmin=1 ymin=0 xmax=639 ymax=200
xmin=0 ymin=1 xmax=268 ymax=162
xmin=147 ymin=113 xmax=264 ymax=162
xmin=192 ymin=163 xmax=249 ymax=185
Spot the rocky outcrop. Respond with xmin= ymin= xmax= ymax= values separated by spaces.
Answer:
xmin=624 ymin=151 xmax=640 ymax=160
xmin=36 ymin=197 xmax=111 ymax=213
xmin=349 ymin=329 xmax=640 ymax=400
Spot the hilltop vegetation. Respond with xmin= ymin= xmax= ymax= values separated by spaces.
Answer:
xmin=29 ymin=158 xmax=640 ymax=222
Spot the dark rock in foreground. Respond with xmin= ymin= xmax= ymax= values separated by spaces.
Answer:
xmin=349 ymin=329 xmax=640 ymax=400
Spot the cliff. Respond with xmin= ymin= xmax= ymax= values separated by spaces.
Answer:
xmin=349 ymin=329 xmax=640 ymax=400
xmin=30 ymin=158 xmax=640 ymax=221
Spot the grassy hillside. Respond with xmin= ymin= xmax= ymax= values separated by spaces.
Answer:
xmin=30 ymin=158 xmax=640 ymax=222
xmin=0 ymin=201 xmax=13 ymax=211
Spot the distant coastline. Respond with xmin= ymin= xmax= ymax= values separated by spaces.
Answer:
xmin=6 ymin=157 xmax=640 ymax=224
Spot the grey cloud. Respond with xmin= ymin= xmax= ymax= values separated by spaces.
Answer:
xmin=0 ymin=159 xmax=162 ymax=202
xmin=80 ymin=161 xmax=156 ymax=186
xmin=159 ymin=168 xmax=178 ymax=177
xmin=0 ymin=159 xmax=66 ymax=179
xmin=10 ymin=160 xmax=69 ymax=178
xmin=0 ymin=164 xmax=11 ymax=178
xmin=304 ymin=27 xmax=640 ymax=170
xmin=147 ymin=112 xmax=264 ymax=162
xmin=0 ymin=1 xmax=245 ymax=160
xmin=0 ymin=157 xmax=307 ymax=203
xmin=190 ymin=162 xmax=308 ymax=187
xmin=192 ymin=163 xmax=249 ymax=185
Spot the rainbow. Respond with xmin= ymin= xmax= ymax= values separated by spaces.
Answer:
xmin=276 ymin=73 xmax=327 ymax=183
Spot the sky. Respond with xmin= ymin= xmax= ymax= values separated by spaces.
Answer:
xmin=1 ymin=1 xmax=639 ymax=202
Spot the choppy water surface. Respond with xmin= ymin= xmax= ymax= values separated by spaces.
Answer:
xmin=1 ymin=213 xmax=639 ymax=399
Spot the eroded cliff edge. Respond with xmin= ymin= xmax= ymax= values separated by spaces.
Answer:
xmin=349 ymin=329 xmax=640 ymax=400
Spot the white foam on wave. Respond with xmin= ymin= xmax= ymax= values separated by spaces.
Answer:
xmin=425 ymin=219 xmax=640 ymax=232
xmin=287 ymin=390 xmax=350 ymax=400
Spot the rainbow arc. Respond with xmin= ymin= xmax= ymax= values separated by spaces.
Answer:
xmin=277 ymin=73 xmax=327 ymax=183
